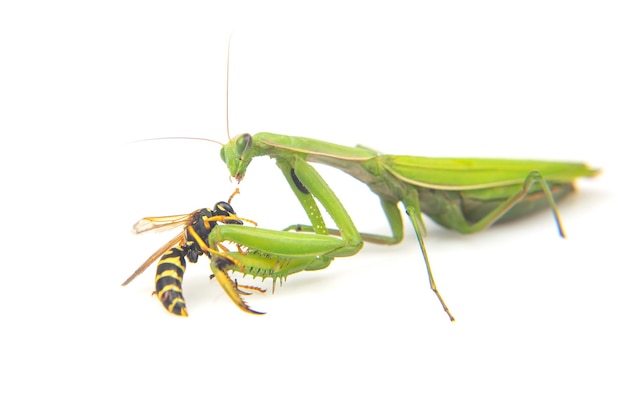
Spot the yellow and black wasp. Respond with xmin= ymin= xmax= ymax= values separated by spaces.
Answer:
xmin=122 ymin=198 xmax=256 ymax=317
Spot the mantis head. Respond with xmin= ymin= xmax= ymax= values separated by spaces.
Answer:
xmin=220 ymin=133 xmax=256 ymax=182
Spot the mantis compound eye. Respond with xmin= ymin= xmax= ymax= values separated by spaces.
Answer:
xmin=235 ymin=133 xmax=252 ymax=155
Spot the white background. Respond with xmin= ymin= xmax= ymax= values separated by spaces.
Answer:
xmin=1 ymin=1 xmax=624 ymax=416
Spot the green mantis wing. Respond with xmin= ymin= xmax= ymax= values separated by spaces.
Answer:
xmin=381 ymin=155 xmax=599 ymax=191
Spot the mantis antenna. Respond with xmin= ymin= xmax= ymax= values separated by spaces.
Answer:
xmin=130 ymin=40 xmax=235 ymax=148
xmin=226 ymin=33 xmax=233 ymax=141
xmin=131 ymin=137 xmax=224 ymax=146
xmin=128 ymin=37 xmax=239 ymax=147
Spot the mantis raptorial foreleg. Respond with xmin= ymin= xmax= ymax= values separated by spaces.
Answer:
xmin=283 ymin=198 xmax=407 ymax=245
xmin=273 ymin=157 xmax=363 ymax=258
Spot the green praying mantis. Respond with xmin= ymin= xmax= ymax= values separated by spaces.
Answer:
xmin=214 ymin=133 xmax=599 ymax=321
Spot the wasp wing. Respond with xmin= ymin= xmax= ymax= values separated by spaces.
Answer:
xmin=132 ymin=212 xmax=198 ymax=234
xmin=121 ymin=231 xmax=186 ymax=286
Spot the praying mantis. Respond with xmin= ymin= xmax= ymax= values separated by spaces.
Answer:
xmin=213 ymin=132 xmax=599 ymax=321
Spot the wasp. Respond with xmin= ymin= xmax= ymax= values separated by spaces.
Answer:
xmin=122 ymin=196 xmax=257 ymax=316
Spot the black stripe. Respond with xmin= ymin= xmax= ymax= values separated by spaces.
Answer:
xmin=158 ymin=289 xmax=186 ymax=315
xmin=290 ymin=169 xmax=309 ymax=194
xmin=156 ymin=248 xmax=186 ymax=276
xmin=156 ymin=261 xmax=185 ymax=277
xmin=161 ymin=247 xmax=187 ymax=260
xmin=155 ymin=275 xmax=183 ymax=292
xmin=168 ymin=299 xmax=187 ymax=316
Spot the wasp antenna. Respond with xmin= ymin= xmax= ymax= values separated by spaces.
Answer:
xmin=130 ymin=137 xmax=225 ymax=146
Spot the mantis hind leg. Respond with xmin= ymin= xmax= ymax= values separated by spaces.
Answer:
xmin=456 ymin=171 xmax=567 ymax=237
xmin=401 ymin=170 xmax=568 ymax=322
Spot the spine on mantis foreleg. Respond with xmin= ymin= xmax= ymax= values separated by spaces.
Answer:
xmin=216 ymin=250 xmax=332 ymax=290
xmin=208 ymin=250 xmax=330 ymax=316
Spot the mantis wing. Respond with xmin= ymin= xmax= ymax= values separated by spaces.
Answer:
xmin=381 ymin=155 xmax=599 ymax=191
